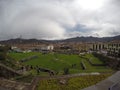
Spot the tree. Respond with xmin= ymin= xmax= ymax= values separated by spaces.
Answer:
xmin=0 ymin=47 xmax=7 ymax=60
xmin=0 ymin=45 xmax=10 ymax=60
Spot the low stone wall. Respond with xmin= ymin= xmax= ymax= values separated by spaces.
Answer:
xmin=0 ymin=63 xmax=21 ymax=79
xmin=20 ymin=55 xmax=38 ymax=62
xmin=88 ymin=59 xmax=106 ymax=66
xmin=81 ymin=61 xmax=86 ymax=70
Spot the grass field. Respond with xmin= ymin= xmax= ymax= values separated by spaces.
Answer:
xmin=8 ymin=52 xmax=39 ymax=61
xmin=8 ymin=52 xmax=113 ymax=75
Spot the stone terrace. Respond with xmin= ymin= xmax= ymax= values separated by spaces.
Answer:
xmin=83 ymin=71 xmax=120 ymax=90
xmin=0 ymin=78 xmax=30 ymax=90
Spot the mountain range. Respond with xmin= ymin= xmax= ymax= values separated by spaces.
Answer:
xmin=59 ymin=35 xmax=120 ymax=42
xmin=0 ymin=35 xmax=120 ymax=44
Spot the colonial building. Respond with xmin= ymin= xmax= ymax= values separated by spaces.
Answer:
xmin=107 ymin=41 xmax=120 ymax=57
xmin=92 ymin=42 xmax=107 ymax=51
xmin=90 ymin=41 xmax=120 ymax=57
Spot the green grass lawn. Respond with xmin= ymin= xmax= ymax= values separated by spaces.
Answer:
xmin=23 ymin=53 xmax=83 ymax=72
xmin=8 ymin=52 xmax=113 ymax=74
xmin=8 ymin=52 xmax=39 ymax=61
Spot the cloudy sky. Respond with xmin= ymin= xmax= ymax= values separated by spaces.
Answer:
xmin=0 ymin=0 xmax=120 ymax=40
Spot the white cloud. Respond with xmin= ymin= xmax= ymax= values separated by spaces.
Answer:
xmin=0 ymin=0 xmax=120 ymax=40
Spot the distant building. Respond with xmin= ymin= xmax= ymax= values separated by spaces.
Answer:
xmin=11 ymin=46 xmax=23 ymax=53
xmin=32 ymin=44 xmax=54 ymax=52
xmin=47 ymin=45 xmax=54 ymax=51
xmin=40 ymin=45 xmax=54 ymax=51
xmin=0 ymin=44 xmax=5 ymax=47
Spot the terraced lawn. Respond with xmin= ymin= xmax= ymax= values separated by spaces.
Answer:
xmin=81 ymin=59 xmax=112 ymax=73
xmin=37 ymin=74 xmax=111 ymax=90
xmin=85 ymin=54 xmax=104 ymax=64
